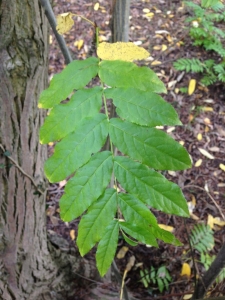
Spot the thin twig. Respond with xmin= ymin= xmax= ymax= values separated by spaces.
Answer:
xmin=0 ymin=144 xmax=44 ymax=195
xmin=183 ymin=184 xmax=225 ymax=220
xmin=39 ymin=0 xmax=72 ymax=64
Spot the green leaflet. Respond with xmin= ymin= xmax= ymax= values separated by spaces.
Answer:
xmin=105 ymin=87 xmax=181 ymax=126
xmin=60 ymin=151 xmax=113 ymax=222
xmin=114 ymin=156 xmax=189 ymax=217
xmin=109 ymin=118 xmax=191 ymax=170
xmin=96 ymin=220 xmax=119 ymax=276
xmin=118 ymin=193 xmax=157 ymax=226
xmin=40 ymin=87 xmax=103 ymax=144
xmin=44 ymin=114 xmax=108 ymax=183
xmin=119 ymin=222 xmax=158 ymax=247
xmin=77 ymin=188 xmax=117 ymax=256
xmin=99 ymin=60 xmax=166 ymax=93
xmin=38 ymin=57 xmax=99 ymax=108
xmin=149 ymin=226 xmax=182 ymax=246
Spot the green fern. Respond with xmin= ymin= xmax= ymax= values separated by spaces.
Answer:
xmin=173 ymin=58 xmax=205 ymax=73
xmin=140 ymin=266 xmax=172 ymax=292
xmin=190 ymin=224 xmax=214 ymax=253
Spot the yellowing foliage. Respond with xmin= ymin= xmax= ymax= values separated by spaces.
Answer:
xmin=181 ymin=262 xmax=191 ymax=277
xmin=188 ymin=79 xmax=196 ymax=95
xmin=97 ymin=42 xmax=150 ymax=62
xmin=56 ymin=13 xmax=74 ymax=34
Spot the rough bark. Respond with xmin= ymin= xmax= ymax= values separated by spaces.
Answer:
xmin=0 ymin=1 xmax=98 ymax=299
xmin=111 ymin=0 xmax=131 ymax=42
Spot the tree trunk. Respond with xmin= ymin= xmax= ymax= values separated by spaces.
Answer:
xmin=111 ymin=0 xmax=131 ymax=42
xmin=0 ymin=1 xmax=98 ymax=299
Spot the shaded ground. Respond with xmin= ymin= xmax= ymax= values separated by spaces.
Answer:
xmin=46 ymin=0 xmax=225 ymax=299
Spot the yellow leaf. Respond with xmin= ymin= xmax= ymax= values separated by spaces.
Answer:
xmin=56 ymin=13 xmax=74 ymax=35
xmin=48 ymin=142 xmax=54 ymax=146
xmin=207 ymin=214 xmax=214 ymax=229
xmin=94 ymin=2 xmax=100 ymax=10
xmin=213 ymin=217 xmax=225 ymax=227
xmin=195 ymin=159 xmax=202 ymax=167
xmin=49 ymin=35 xmax=53 ymax=44
xmin=198 ymin=148 xmax=215 ymax=159
xmin=153 ymin=45 xmax=162 ymax=50
xmin=219 ymin=163 xmax=225 ymax=171
xmin=77 ymin=39 xmax=84 ymax=50
xmin=158 ymin=224 xmax=174 ymax=232
xmin=183 ymin=294 xmax=193 ymax=300
xmin=117 ymin=246 xmax=129 ymax=259
xmin=145 ymin=12 xmax=154 ymax=17
xmin=188 ymin=79 xmax=196 ymax=95
xmin=143 ymin=8 xmax=150 ymax=13
xmin=197 ymin=133 xmax=202 ymax=141
xmin=151 ymin=60 xmax=161 ymax=65
xmin=181 ymin=263 xmax=191 ymax=277
xmin=97 ymin=42 xmax=150 ymax=62
xmin=70 ymin=229 xmax=76 ymax=240
xmin=202 ymin=106 xmax=213 ymax=112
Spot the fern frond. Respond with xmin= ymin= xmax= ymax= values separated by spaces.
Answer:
xmin=201 ymin=73 xmax=217 ymax=85
xmin=205 ymin=43 xmax=225 ymax=57
xmin=190 ymin=224 xmax=214 ymax=253
xmin=173 ymin=58 xmax=205 ymax=73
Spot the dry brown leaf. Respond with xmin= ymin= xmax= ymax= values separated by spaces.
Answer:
xmin=125 ymin=256 xmax=135 ymax=272
xmin=204 ymin=118 xmax=211 ymax=125
xmin=117 ymin=246 xmax=129 ymax=259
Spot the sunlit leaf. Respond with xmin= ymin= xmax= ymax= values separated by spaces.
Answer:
xmin=97 ymin=42 xmax=150 ymax=62
xmin=56 ymin=12 xmax=74 ymax=34
xmin=188 ymin=79 xmax=196 ymax=95
xmin=198 ymin=148 xmax=215 ymax=159
xmin=181 ymin=263 xmax=191 ymax=277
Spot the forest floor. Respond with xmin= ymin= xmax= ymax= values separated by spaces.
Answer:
xmin=46 ymin=0 xmax=225 ymax=299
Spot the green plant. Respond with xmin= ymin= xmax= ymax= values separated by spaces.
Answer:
xmin=190 ymin=223 xmax=225 ymax=283
xmin=190 ymin=223 xmax=214 ymax=253
xmin=140 ymin=265 xmax=172 ymax=292
xmin=174 ymin=0 xmax=225 ymax=86
xmin=38 ymin=26 xmax=191 ymax=275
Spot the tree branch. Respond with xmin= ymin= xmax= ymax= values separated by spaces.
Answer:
xmin=39 ymin=0 xmax=72 ymax=64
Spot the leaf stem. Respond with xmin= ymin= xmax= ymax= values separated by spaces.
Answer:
xmin=71 ymin=14 xmax=95 ymax=27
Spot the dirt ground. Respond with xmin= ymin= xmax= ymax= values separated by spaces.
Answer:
xmin=46 ymin=0 xmax=225 ymax=299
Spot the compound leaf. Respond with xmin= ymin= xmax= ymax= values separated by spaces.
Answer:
xmin=118 ymin=193 xmax=157 ymax=226
xmin=38 ymin=57 xmax=99 ymax=108
xmin=44 ymin=114 xmax=108 ymax=183
xmin=114 ymin=156 xmax=189 ymax=217
xmin=109 ymin=118 xmax=191 ymax=170
xmin=77 ymin=188 xmax=117 ymax=256
xmin=119 ymin=222 xmax=158 ymax=247
xmin=96 ymin=220 xmax=119 ymax=276
xmin=105 ymin=87 xmax=181 ymax=126
xmin=40 ymin=87 xmax=103 ymax=144
xmin=149 ymin=226 xmax=182 ymax=246
xmin=60 ymin=151 xmax=113 ymax=221
xmin=99 ymin=60 xmax=166 ymax=93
